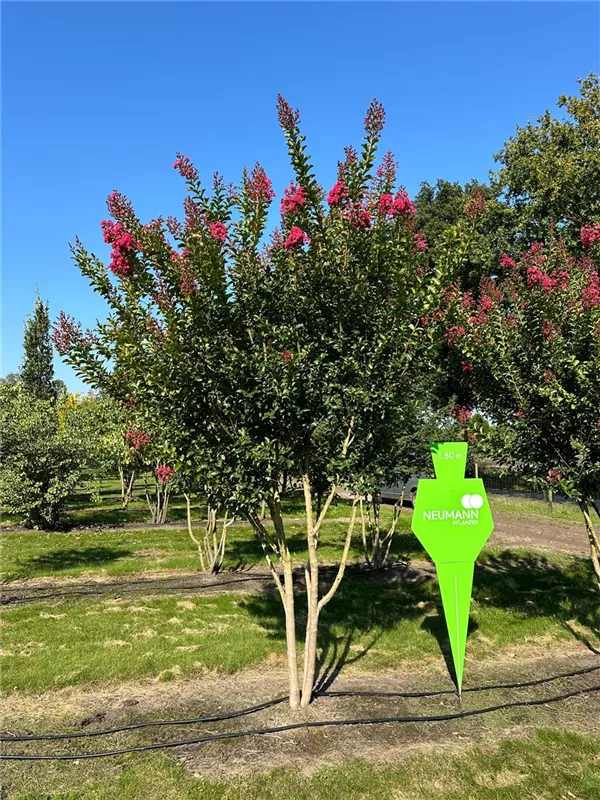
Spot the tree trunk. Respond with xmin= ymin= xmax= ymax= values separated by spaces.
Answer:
xmin=578 ymin=499 xmax=600 ymax=592
xmin=268 ymin=497 xmax=301 ymax=709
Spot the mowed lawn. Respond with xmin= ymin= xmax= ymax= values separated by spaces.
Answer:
xmin=3 ymin=730 xmax=600 ymax=800
xmin=2 ymin=541 xmax=598 ymax=693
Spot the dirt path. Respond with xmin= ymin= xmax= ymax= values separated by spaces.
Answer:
xmin=490 ymin=511 xmax=588 ymax=556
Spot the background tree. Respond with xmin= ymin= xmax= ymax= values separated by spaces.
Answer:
xmin=492 ymin=73 xmax=600 ymax=251
xmin=19 ymin=292 xmax=59 ymax=401
xmin=444 ymin=233 xmax=600 ymax=590
xmin=54 ymin=97 xmax=472 ymax=709
xmin=0 ymin=385 xmax=98 ymax=529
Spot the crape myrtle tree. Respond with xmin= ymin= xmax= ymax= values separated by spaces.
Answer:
xmin=443 ymin=228 xmax=600 ymax=590
xmin=55 ymin=97 xmax=471 ymax=708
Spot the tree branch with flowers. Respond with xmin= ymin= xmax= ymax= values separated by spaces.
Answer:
xmin=444 ymin=232 xmax=600 ymax=591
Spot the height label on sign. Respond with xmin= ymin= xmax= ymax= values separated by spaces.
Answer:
xmin=411 ymin=442 xmax=494 ymax=694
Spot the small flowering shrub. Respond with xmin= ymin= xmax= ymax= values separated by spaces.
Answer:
xmin=444 ymin=236 xmax=600 ymax=589
xmin=54 ymin=95 xmax=471 ymax=707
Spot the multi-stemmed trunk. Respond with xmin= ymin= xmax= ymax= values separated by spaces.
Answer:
xmin=360 ymin=491 xmax=403 ymax=570
xmin=578 ymin=498 xmax=600 ymax=592
xmin=144 ymin=472 xmax=171 ymax=524
xmin=118 ymin=466 xmax=136 ymax=510
xmin=245 ymin=427 xmax=357 ymax=709
xmin=184 ymin=497 xmax=234 ymax=574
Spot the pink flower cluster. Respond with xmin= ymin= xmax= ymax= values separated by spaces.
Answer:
xmin=413 ymin=232 xmax=428 ymax=251
xmin=547 ymin=468 xmax=563 ymax=483
xmin=156 ymin=465 xmax=174 ymax=484
xmin=465 ymin=188 xmax=487 ymax=219
xmin=444 ymin=324 xmax=466 ymax=347
xmin=364 ymin=99 xmax=386 ymax=137
xmin=499 ymin=253 xmax=517 ymax=271
xmin=247 ymin=165 xmax=275 ymax=203
xmin=526 ymin=265 xmax=569 ymax=293
xmin=106 ymin=191 xmax=133 ymax=220
xmin=125 ymin=429 xmax=151 ymax=450
xmin=280 ymin=349 xmax=293 ymax=363
xmin=582 ymin=271 xmax=600 ymax=309
xmin=580 ymin=223 xmax=600 ymax=249
xmin=541 ymin=319 xmax=557 ymax=340
xmin=101 ymin=220 xmax=138 ymax=278
xmin=347 ymin=203 xmax=371 ymax=229
xmin=173 ymin=153 xmax=199 ymax=181
xmin=281 ymin=183 xmax=307 ymax=215
xmin=461 ymin=361 xmax=473 ymax=372
xmin=166 ymin=216 xmax=184 ymax=238
xmin=378 ymin=190 xmax=416 ymax=218
xmin=327 ymin=180 xmax=348 ymax=207
xmin=210 ymin=221 xmax=228 ymax=242
xmin=52 ymin=312 xmax=82 ymax=355
xmin=451 ymin=405 xmax=472 ymax=426
xmin=285 ymin=226 xmax=310 ymax=249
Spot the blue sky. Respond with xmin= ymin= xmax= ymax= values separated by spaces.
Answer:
xmin=2 ymin=1 xmax=599 ymax=391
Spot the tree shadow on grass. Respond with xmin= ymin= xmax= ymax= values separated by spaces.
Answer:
xmin=17 ymin=546 xmax=134 ymax=576
xmin=243 ymin=548 xmax=599 ymax=693
xmin=243 ymin=564 xmax=438 ymax=696
xmin=473 ymin=549 xmax=599 ymax=634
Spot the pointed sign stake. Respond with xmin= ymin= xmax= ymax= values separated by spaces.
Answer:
xmin=411 ymin=443 xmax=494 ymax=694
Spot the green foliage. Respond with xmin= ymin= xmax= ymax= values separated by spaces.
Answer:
xmin=446 ymin=239 xmax=600 ymax=502
xmin=0 ymin=386 xmax=103 ymax=529
xmin=19 ymin=292 xmax=58 ymax=401
xmin=493 ymin=72 xmax=600 ymax=250
xmin=57 ymin=98 xmax=465 ymax=519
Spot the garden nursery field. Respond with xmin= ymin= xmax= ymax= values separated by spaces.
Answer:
xmin=1 ymin=480 xmax=599 ymax=799
xmin=2 ymin=10 xmax=600 ymax=795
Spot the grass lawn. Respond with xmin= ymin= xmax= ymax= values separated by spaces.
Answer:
xmin=3 ymin=729 xmax=599 ymax=799
xmin=2 ymin=545 xmax=597 ymax=693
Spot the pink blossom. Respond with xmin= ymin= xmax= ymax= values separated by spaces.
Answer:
xmin=280 ymin=349 xmax=293 ymax=363
xmin=277 ymin=94 xmax=300 ymax=132
xmin=451 ymin=405 xmax=472 ymax=426
xmin=173 ymin=153 xmax=198 ymax=181
xmin=413 ymin=232 xmax=428 ymax=251
xmin=247 ymin=164 xmax=275 ymax=203
xmin=444 ymin=325 xmax=466 ymax=347
xmin=529 ymin=242 xmax=544 ymax=254
xmin=52 ymin=312 xmax=83 ymax=355
xmin=547 ymin=468 xmax=562 ymax=483
xmin=499 ymin=253 xmax=517 ymax=271
xmin=156 ymin=465 xmax=174 ymax=484
xmin=346 ymin=203 xmax=371 ymax=229
xmin=580 ymin=223 xmax=600 ymax=249
xmin=514 ymin=411 xmax=524 ymax=420
xmin=377 ymin=193 xmax=394 ymax=216
xmin=166 ymin=216 xmax=184 ymax=238
xmin=281 ymin=183 xmax=307 ymax=215
xmin=284 ymin=226 xmax=310 ymax=249
xmin=327 ymin=180 xmax=348 ymax=207
xmin=461 ymin=361 xmax=473 ymax=372
xmin=390 ymin=190 xmax=416 ymax=217
xmin=126 ymin=429 xmax=151 ymax=450
xmin=364 ymin=98 xmax=386 ymax=137
xmin=100 ymin=220 xmax=138 ymax=278
xmin=210 ymin=222 xmax=228 ymax=242
xmin=582 ymin=271 xmax=600 ymax=309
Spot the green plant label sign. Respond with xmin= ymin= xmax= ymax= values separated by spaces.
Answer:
xmin=411 ymin=442 xmax=494 ymax=693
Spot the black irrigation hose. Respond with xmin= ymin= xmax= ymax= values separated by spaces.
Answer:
xmin=0 ymin=697 xmax=288 ymax=742
xmin=2 ymin=683 xmax=599 ymax=761
xmin=3 ymin=660 xmax=599 ymax=743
